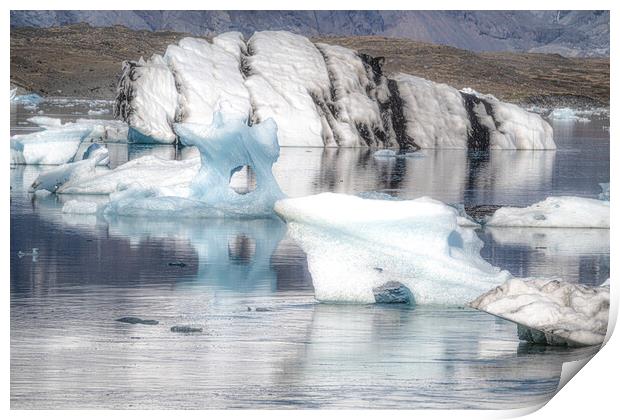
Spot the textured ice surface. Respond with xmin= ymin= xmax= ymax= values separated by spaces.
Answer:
xmin=114 ymin=31 xmax=553 ymax=149
xmin=470 ymin=277 xmax=609 ymax=346
xmin=104 ymin=114 xmax=284 ymax=218
xmin=165 ymin=35 xmax=250 ymax=126
xmin=549 ymin=108 xmax=591 ymax=123
xmin=11 ymin=118 xmax=128 ymax=165
xmin=275 ymin=193 xmax=510 ymax=305
xmin=29 ymin=145 xmax=110 ymax=193
xmin=114 ymin=54 xmax=179 ymax=143
xmin=486 ymin=196 xmax=609 ymax=228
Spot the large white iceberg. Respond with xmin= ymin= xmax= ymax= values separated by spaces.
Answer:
xmin=274 ymin=193 xmax=511 ymax=305
xmin=114 ymin=31 xmax=554 ymax=150
xmin=485 ymin=196 xmax=610 ymax=228
xmin=470 ymin=277 xmax=609 ymax=346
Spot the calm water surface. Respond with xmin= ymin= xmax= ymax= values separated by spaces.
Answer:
xmin=10 ymin=100 xmax=609 ymax=409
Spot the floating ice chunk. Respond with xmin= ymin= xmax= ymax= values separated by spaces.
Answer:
xmin=485 ymin=196 xmax=609 ymax=228
xmin=599 ymin=183 xmax=610 ymax=201
xmin=274 ymin=193 xmax=510 ymax=305
xmin=11 ymin=118 xmax=128 ymax=165
xmin=57 ymin=155 xmax=199 ymax=195
xmin=29 ymin=145 xmax=110 ymax=192
xmin=373 ymin=149 xmax=426 ymax=159
xmin=104 ymin=114 xmax=285 ymax=218
xmin=11 ymin=92 xmax=43 ymax=105
xmin=470 ymin=277 xmax=609 ymax=346
xmin=87 ymin=109 xmax=110 ymax=115
xmin=62 ymin=200 xmax=98 ymax=214
xmin=373 ymin=149 xmax=397 ymax=158
xmin=114 ymin=54 xmax=179 ymax=143
xmin=27 ymin=116 xmax=63 ymax=128
xmin=549 ymin=108 xmax=591 ymax=123
xmin=11 ymin=124 xmax=93 ymax=165
xmin=75 ymin=119 xmax=129 ymax=142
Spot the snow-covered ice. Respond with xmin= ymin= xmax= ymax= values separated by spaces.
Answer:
xmin=114 ymin=31 xmax=554 ymax=150
xmin=29 ymin=145 xmax=110 ymax=193
xmin=11 ymin=118 xmax=128 ymax=165
xmin=470 ymin=277 xmax=609 ymax=346
xmin=485 ymin=196 xmax=609 ymax=228
xmin=274 ymin=193 xmax=510 ymax=305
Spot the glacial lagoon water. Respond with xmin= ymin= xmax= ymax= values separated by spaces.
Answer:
xmin=10 ymin=100 xmax=609 ymax=409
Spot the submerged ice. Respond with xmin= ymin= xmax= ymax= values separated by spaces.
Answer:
xmin=114 ymin=31 xmax=554 ymax=150
xmin=275 ymin=193 xmax=511 ymax=305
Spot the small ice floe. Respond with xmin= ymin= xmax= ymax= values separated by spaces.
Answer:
xmin=548 ymin=108 xmax=591 ymax=123
xmin=29 ymin=145 xmax=110 ymax=193
xmin=599 ymin=183 xmax=610 ymax=201
xmin=11 ymin=117 xmax=128 ymax=165
xmin=11 ymin=92 xmax=43 ymax=106
xmin=373 ymin=149 xmax=426 ymax=159
xmin=274 ymin=192 xmax=510 ymax=305
xmin=87 ymin=108 xmax=110 ymax=115
xmin=470 ymin=277 xmax=610 ymax=347
xmin=61 ymin=200 xmax=98 ymax=215
xmin=485 ymin=196 xmax=609 ymax=228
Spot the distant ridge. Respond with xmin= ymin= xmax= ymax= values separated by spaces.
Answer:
xmin=10 ymin=10 xmax=609 ymax=58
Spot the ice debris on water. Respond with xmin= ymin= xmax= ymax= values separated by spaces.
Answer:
xmin=485 ymin=196 xmax=609 ymax=228
xmin=116 ymin=317 xmax=159 ymax=325
xmin=470 ymin=277 xmax=609 ymax=346
xmin=17 ymin=248 xmax=39 ymax=262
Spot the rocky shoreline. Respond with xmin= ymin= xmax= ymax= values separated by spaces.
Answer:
xmin=11 ymin=24 xmax=609 ymax=108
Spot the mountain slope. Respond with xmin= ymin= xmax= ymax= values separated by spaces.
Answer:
xmin=10 ymin=10 xmax=609 ymax=57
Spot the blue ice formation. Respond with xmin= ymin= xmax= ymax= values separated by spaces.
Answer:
xmin=105 ymin=113 xmax=285 ymax=218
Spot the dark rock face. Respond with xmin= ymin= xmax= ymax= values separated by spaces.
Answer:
xmin=372 ymin=281 xmax=413 ymax=304
xmin=115 ymin=317 xmax=159 ymax=325
xmin=170 ymin=325 xmax=203 ymax=333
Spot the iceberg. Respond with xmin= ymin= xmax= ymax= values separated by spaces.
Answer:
xmin=114 ymin=31 xmax=554 ymax=150
xmin=274 ymin=193 xmax=511 ymax=305
xmin=485 ymin=196 xmax=610 ymax=228
xmin=549 ymin=107 xmax=591 ymax=123
xmin=29 ymin=145 xmax=110 ymax=193
xmin=11 ymin=92 xmax=43 ymax=105
xmin=11 ymin=117 xmax=128 ymax=165
xmin=103 ymin=114 xmax=284 ymax=218
xmin=470 ymin=277 xmax=609 ymax=346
